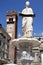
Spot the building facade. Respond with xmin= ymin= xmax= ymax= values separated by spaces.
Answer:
xmin=0 ymin=24 xmax=11 ymax=65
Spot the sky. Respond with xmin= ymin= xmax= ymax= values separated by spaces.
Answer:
xmin=0 ymin=0 xmax=43 ymax=37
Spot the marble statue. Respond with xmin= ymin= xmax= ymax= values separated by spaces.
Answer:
xmin=22 ymin=51 xmax=27 ymax=58
xmin=22 ymin=1 xmax=34 ymax=37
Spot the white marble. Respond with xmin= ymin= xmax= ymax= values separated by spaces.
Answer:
xmin=22 ymin=1 xmax=34 ymax=37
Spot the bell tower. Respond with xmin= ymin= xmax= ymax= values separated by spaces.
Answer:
xmin=6 ymin=11 xmax=18 ymax=39
xmin=6 ymin=11 xmax=18 ymax=63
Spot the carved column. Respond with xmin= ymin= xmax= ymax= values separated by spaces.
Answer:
xmin=32 ymin=47 xmax=40 ymax=65
xmin=40 ymin=47 xmax=43 ymax=65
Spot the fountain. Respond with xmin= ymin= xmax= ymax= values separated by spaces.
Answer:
xmin=12 ymin=1 xmax=41 ymax=65
xmin=12 ymin=37 xmax=41 ymax=65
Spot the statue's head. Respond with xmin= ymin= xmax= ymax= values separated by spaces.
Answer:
xmin=26 ymin=1 xmax=30 ymax=7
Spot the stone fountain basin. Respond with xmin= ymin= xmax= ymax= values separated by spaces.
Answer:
xmin=20 ymin=56 xmax=34 ymax=61
xmin=12 ymin=37 xmax=41 ymax=47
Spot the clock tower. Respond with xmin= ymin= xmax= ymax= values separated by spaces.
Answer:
xmin=6 ymin=11 xmax=18 ymax=63
xmin=6 ymin=11 xmax=18 ymax=39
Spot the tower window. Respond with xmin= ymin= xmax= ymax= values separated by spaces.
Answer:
xmin=9 ymin=18 xmax=13 ymax=22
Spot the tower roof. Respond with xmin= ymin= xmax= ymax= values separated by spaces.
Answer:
xmin=6 ymin=10 xmax=17 ymax=16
